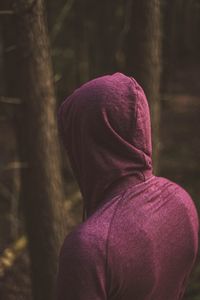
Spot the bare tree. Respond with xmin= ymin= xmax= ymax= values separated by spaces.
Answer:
xmin=14 ymin=1 xmax=66 ymax=299
xmin=125 ymin=0 xmax=162 ymax=173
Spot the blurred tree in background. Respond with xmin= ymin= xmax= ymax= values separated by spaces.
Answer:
xmin=123 ymin=0 xmax=161 ymax=172
xmin=0 ymin=0 xmax=199 ymax=299
xmin=13 ymin=0 xmax=67 ymax=299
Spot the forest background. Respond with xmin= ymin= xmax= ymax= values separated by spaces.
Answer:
xmin=0 ymin=0 xmax=200 ymax=299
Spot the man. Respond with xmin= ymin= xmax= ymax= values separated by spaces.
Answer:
xmin=57 ymin=73 xmax=199 ymax=300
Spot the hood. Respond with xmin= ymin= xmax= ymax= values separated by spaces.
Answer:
xmin=58 ymin=73 xmax=153 ymax=217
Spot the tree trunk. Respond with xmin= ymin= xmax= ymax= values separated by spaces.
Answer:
xmin=14 ymin=1 xmax=66 ymax=299
xmin=125 ymin=0 xmax=161 ymax=173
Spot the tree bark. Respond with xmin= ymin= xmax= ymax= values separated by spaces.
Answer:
xmin=125 ymin=0 xmax=161 ymax=173
xmin=14 ymin=1 xmax=66 ymax=299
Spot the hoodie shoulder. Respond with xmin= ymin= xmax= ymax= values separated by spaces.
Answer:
xmin=154 ymin=176 xmax=199 ymax=231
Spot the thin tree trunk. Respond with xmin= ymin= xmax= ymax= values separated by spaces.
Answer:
xmin=0 ymin=19 xmax=18 ymax=249
xmin=14 ymin=1 xmax=66 ymax=299
xmin=0 ymin=20 xmax=7 ymax=251
xmin=126 ymin=0 xmax=161 ymax=173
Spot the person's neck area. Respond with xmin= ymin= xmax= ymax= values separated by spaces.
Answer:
xmin=103 ymin=169 xmax=153 ymax=202
xmin=83 ymin=169 xmax=153 ymax=219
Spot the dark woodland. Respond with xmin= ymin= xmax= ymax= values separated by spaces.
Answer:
xmin=0 ymin=0 xmax=200 ymax=299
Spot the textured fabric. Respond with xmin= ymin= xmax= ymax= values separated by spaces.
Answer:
xmin=57 ymin=73 xmax=199 ymax=300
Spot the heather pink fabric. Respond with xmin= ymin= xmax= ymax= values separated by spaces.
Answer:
xmin=57 ymin=73 xmax=199 ymax=300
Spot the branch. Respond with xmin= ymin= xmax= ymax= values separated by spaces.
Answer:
xmin=0 ymin=10 xmax=15 ymax=15
xmin=0 ymin=96 xmax=22 ymax=104
xmin=3 ymin=161 xmax=28 ymax=171
xmin=51 ymin=0 xmax=75 ymax=43
xmin=0 ymin=236 xmax=27 ymax=278
xmin=4 ymin=45 xmax=17 ymax=53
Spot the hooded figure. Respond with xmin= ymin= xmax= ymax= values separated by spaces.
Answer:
xmin=57 ymin=73 xmax=199 ymax=300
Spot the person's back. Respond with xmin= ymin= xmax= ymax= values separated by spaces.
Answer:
xmin=57 ymin=73 xmax=199 ymax=300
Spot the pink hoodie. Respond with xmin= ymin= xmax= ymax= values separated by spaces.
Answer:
xmin=57 ymin=73 xmax=199 ymax=300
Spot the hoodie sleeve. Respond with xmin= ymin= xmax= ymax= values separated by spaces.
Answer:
xmin=56 ymin=230 xmax=107 ymax=300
